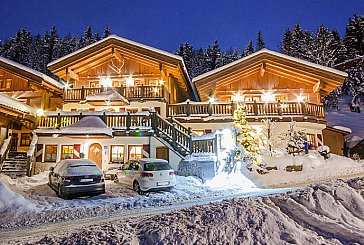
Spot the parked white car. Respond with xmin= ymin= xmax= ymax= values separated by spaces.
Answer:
xmin=114 ymin=158 xmax=176 ymax=194
xmin=49 ymin=159 xmax=105 ymax=199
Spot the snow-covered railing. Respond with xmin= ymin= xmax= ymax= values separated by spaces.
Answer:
xmin=63 ymin=85 xmax=169 ymax=102
xmin=0 ymin=136 xmax=12 ymax=172
xmin=38 ymin=110 xmax=152 ymax=129
xmin=168 ymin=101 xmax=325 ymax=119
xmin=26 ymin=134 xmax=38 ymax=177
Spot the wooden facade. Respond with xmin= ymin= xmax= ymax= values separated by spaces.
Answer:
xmin=193 ymin=49 xmax=347 ymax=103
xmin=48 ymin=35 xmax=197 ymax=105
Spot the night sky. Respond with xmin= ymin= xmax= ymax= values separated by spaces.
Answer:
xmin=0 ymin=0 xmax=363 ymax=52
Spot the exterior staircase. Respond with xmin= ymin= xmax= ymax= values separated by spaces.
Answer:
xmin=1 ymin=152 xmax=28 ymax=178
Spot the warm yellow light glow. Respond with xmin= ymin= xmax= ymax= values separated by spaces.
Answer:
xmin=36 ymin=108 xmax=44 ymax=116
xmin=101 ymin=77 xmax=112 ymax=87
xmin=153 ymin=87 xmax=159 ymax=93
xmin=232 ymin=93 xmax=243 ymax=102
xmin=280 ymin=103 xmax=287 ymax=109
xmin=208 ymin=97 xmax=215 ymax=103
xmin=158 ymin=79 xmax=164 ymax=86
xmin=126 ymin=77 xmax=134 ymax=87
xmin=106 ymin=100 xmax=111 ymax=106
xmin=261 ymin=92 xmax=275 ymax=102
xmin=296 ymin=96 xmax=305 ymax=102
xmin=64 ymin=82 xmax=71 ymax=89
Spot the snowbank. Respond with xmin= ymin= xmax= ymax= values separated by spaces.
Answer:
xmin=249 ymin=153 xmax=364 ymax=187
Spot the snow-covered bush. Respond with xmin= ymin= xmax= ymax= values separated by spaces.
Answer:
xmin=317 ymin=145 xmax=330 ymax=159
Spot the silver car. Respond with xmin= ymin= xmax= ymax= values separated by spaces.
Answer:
xmin=49 ymin=159 xmax=105 ymax=199
xmin=114 ymin=158 xmax=177 ymax=194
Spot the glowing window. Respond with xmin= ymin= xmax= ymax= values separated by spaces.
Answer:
xmin=111 ymin=145 xmax=125 ymax=163
xmin=45 ymin=145 xmax=57 ymax=162
xmin=128 ymin=145 xmax=143 ymax=159
xmin=61 ymin=145 xmax=74 ymax=159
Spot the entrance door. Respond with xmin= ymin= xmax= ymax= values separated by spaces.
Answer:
xmin=10 ymin=133 xmax=18 ymax=152
xmin=88 ymin=143 xmax=103 ymax=169
xmin=156 ymin=146 xmax=169 ymax=161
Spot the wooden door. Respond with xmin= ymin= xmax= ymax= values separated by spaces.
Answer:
xmin=10 ymin=133 xmax=18 ymax=152
xmin=88 ymin=143 xmax=102 ymax=169
xmin=156 ymin=147 xmax=169 ymax=161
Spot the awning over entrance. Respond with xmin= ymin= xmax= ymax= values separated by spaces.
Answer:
xmin=84 ymin=89 xmax=130 ymax=106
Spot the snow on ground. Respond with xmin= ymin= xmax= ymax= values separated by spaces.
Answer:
xmin=325 ymin=98 xmax=364 ymax=137
xmin=0 ymin=171 xmax=272 ymax=230
xmin=12 ymin=177 xmax=364 ymax=245
xmin=249 ymin=152 xmax=364 ymax=187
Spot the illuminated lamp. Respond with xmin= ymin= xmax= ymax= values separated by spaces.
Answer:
xmin=158 ymin=79 xmax=165 ymax=86
xmin=36 ymin=108 xmax=44 ymax=116
xmin=106 ymin=100 xmax=111 ymax=106
xmin=126 ymin=77 xmax=134 ymax=87
xmin=64 ymin=82 xmax=71 ymax=89
xmin=261 ymin=92 xmax=275 ymax=102
xmin=208 ymin=97 xmax=215 ymax=103
xmin=296 ymin=96 xmax=305 ymax=103
xmin=101 ymin=77 xmax=112 ymax=87
xmin=232 ymin=93 xmax=243 ymax=102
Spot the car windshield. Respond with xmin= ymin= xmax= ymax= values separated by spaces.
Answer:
xmin=66 ymin=164 xmax=101 ymax=176
xmin=144 ymin=162 xmax=172 ymax=171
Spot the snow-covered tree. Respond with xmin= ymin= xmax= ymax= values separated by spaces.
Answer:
xmin=244 ymin=41 xmax=254 ymax=56
xmin=282 ymin=121 xmax=306 ymax=155
xmin=103 ymin=26 xmax=111 ymax=38
xmin=256 ymin=31 xmax=265 ymax=51
xmin=203 ymin=40 xmax=222 ymax=72
xmin=343 ymin=14 xmax=364 ymax=58
xmin=260 ymin=118 xmax=286 ymax=156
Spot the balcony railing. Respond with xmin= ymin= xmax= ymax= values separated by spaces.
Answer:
xmin=168 ymin=101 xmax=325 ymax=119
xmin=63 ymin=85 xmax=169 ymax=102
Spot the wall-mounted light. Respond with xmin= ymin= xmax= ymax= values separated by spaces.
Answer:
xmin=36 ymin=108 xmax=44 ymax=116
xmin=64 ymin=82 xmax=71 ymax=90
xmin=232 ymin=93 xmax=243 ymax=102
xmin=296 ymin=96 xmax=305 ymax=103
xmin=101 ymin=77 xmax=112 ymax=87
xmin=158 ymin=79 xmax=164 ymax=86
xmin=208 ymin=97 xmax=215 ymax=103
xmin=126 ymin=77 xmax=134 ymax=87
xmin=261 ymin=92 xmax=275 ymax=102
xmin=106 ymin=100 xmax=111 ymax=106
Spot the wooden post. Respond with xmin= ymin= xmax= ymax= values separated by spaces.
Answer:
xmin=231 ymin=101 xmax=235 ymax=116
xmin=189 ymin=137 xmax=194 ymax=154
xmin=278 ymin=100 xmax=283 ymax=116
xmin=214 ymin=133 xmax=219 ymax=159
xmin=188 ymin=127 xmax=192 ymax=136
xmin=172 ymin=123 xmax=177 ymax=148
xmin=126 ymin=112 xmax=131 ymax=130
xmin=253 ymin=100 xmax=258 ymax=115
xmin=301 ymin=102 xmax=306 ymax=116
xmin=208 ymin=102 xmax=213 ymax=116
xmin=186 ymin=100 xmax=191 ymax=116
xmin=81 ymin=86 xmax=85 ymax=100
xmin=80 ymin=111 xmax=84 ymax=120
xmin=26 ymin=156 xmax=31 ymax=177
xmin=141 ymin=84 xmax=145 ymax=98
xmin=102 ymin=111 xmax=107 ymax=123
xmin=57 ymin=112 xmax=61 ymax=128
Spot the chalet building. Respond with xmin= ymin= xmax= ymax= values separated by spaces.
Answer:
xmin=0 ymin=35 xmax=349 ymax=177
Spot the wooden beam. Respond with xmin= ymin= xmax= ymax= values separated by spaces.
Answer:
xmin=67 ymin=69 xmax=79 ymax=81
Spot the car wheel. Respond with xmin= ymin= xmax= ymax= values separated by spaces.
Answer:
xmin=352 ymin=152 xmax=360 ymax=160
xmin=133 ymin=181 xmax=143 ymax=195
xmin=113 ymin=175 xmax=119 ymax=183
xmin=57 ymin=184 xmax=68 ymax=199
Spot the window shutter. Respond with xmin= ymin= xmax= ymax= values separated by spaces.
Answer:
xmin=73 ymin=144 xmax=81 ymax=159
xmin=36 ymin=144 xmax=43 ymax=162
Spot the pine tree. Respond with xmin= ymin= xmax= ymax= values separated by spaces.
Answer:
xmin=79 ymin=26 xmax=94 ymax=48
xmin=281 ymin=28 xmax=293 ymax=55
xmin=260 ymin=118 xmax=286 ymax=156
xmin=203 ymin=40 xmax=222 ymax=72
xmin=343 ymin=14 xmax=364 ymax=58
xmin=290 ymin=24 xmax=305 ymax=58
xmin=244 ymin=40 xmax=254 ymax=56
xmin=102 ymin=26 xmax=111 ymax=38
xmin=175 ymin=43 xmax=197 ymax=77
xmin=256 ymin=31 xmax=265 ymax=51
xmin=282 ymin=121 xmax=306 ymax=155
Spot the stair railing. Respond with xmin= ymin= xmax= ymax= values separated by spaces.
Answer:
xmin=26 ymin=133 xmax=38 ymax=177
xmin=0 ymin=136 xmax=12 ymax=173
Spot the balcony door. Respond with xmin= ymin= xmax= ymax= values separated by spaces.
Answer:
xmin=88 ymin=143 xmax=102 ymax=169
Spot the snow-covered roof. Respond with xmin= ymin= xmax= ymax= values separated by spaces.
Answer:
xmin=85 ymin=89 xmax=129 ymax=104
xmin=35 ymin=116 xmax=113 ymax=137
xmin=48 ymin=35 xmax=184 ymax=67
xmin=0 ymin=92 xmax=36 ymax=116
xmin=192 ymin=49 xmax=348 ymax=82
xmin=332 ymin=126 xmax=352 ymax=134
xmin=0 ymin=56 xmax=63 ymax=90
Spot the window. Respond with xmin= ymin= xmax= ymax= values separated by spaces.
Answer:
xmin=307 ymin=134 xmax=317 ymax=150
xmin=128 ymin=145 xmax=143 ymax=159
xmin=61 ymin=145 xmax=74 ymax=159
xmin=45 ymin=145 xmax=57 ymax=162
xmin=192 ymin=130 xmax=204 ymax=136
xmin=111 ymin=145 xmax=125 ymax=163
xmin=20 ymin=133 xmax=32 ymax=146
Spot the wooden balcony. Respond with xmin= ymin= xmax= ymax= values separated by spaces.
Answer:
xmin=63 ymin=85 xmax=169 ymax=102
xmin=168 ymin=101 xmax=325 ymax=121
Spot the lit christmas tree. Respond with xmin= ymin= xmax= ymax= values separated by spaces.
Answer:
xmin=233 ymin=104 xmax=261 ymax=162
xmin=282 ymin=121 xmax=306 ymax=156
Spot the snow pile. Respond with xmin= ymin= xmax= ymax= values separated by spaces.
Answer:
xmin=19 ymin=177 xmax=364 ymax=245
xmin=0 ymin=180 xmax=37 ymax=214
xmin=0 ymin=92 xmax=36 ymax=116
xmin=0 ymin=138 xmax=11 ymax=155
xmin=27 ymin=133 xmax=38 ymax=157
xmin=249 ymin=153 xmax=364 ymax=187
